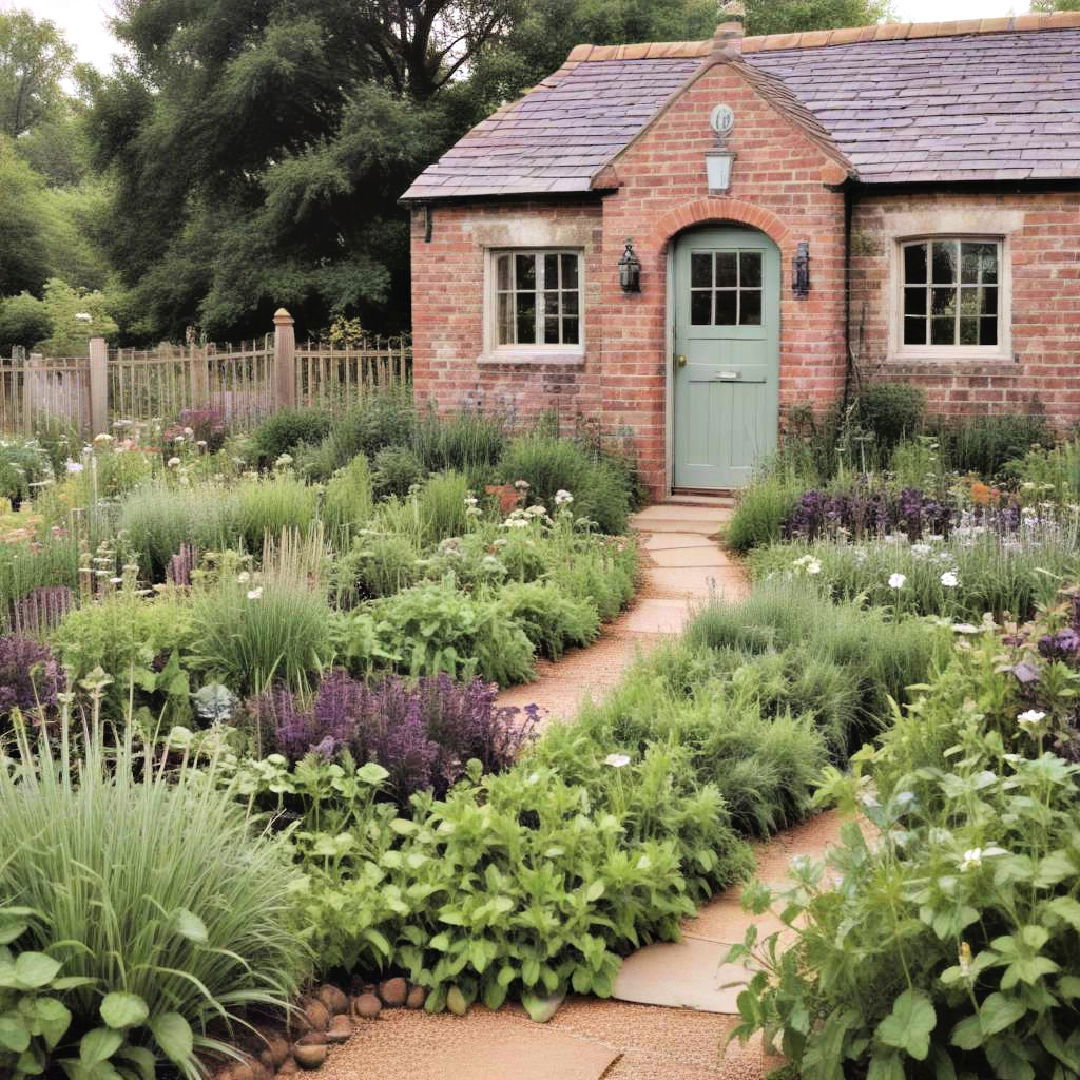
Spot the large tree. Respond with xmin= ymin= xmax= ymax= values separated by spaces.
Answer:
xmin=0 ymin=9 xmax=74 ymax=139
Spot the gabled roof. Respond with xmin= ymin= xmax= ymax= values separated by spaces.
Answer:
xmin=401 ymin=14 xmax=1080 ymax=201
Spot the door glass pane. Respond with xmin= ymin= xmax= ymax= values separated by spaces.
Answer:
xmin=740 ymin=289 xmax=761 ymax=326
xmin=739 ymin=252 xmax=762 ymax=288
xmin=516 ymin=254 xmax=536 ymax=289
xmin=931 ymin=241 xmax=956 ymax=284
xmin=904 ymin=243 xmax=927 ymax=285
xmin=904 ymin=317 xmax=927 ymax=345
xmin=690 ymin=291 xmax=711 ymax=325
xmin=561 ymin=253 xmax=578 ymax=288
xmin=691 ymin=253 xmax=712 ymax=288
xmin=715 ymin=252 xmax=737 ymax=288
xmin=714 ymin=291 xmax=737 ymax=325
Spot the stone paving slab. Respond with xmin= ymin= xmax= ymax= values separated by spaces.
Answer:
xmin=650 ymin=545 xmax=737 ymax=569
xmin=643 ymin=534 xmax=719 ymax=551
xmin=620 ymin=598 xmax=696 ymax=635
xmin=634 ymin=505 xmax=734 ymax=523
xmin=649 ymin=566 xmax=743 ymax=599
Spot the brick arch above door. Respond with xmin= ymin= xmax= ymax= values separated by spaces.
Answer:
xmin=647 ymin=198 xmax=795 ymax=260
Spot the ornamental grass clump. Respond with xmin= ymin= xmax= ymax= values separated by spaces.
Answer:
xmin=0 ymin=705 xmax=309 ymax=1079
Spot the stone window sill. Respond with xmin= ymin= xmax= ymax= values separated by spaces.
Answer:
xmin=885 ymin=349 xmax=1013 ymax=365
xmin=477 ymin=349 xmax=585 ymax=367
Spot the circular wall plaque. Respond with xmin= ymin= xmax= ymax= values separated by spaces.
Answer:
xmin=710 ymin=103 xmax=735 ymax=137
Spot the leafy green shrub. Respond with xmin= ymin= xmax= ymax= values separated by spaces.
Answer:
xmin=248 ymin=407 xmax=332 ymax=467
xmin=413 ymin=407 xmax=507 ymax=478
xmin=332 ymin=531 xmax=419 ymax=602
xmin=321 ymin=454 xmax=374 ymax=538
xmin=235 ymin=474 xmax=316 ymax=553
xmin=498 ymin=436 xmax=632 ymax=535
xmin=337 ymin=578 xmax=535 ymax=686
xmin=0 ymin=439 xmax=51 ymax=507
xmin=235 ymin=747 xmax=751 ymax=1009
xmin=0 ymin=291 xmax=50 ymax=353
xmin=939 ymin=409 xmax=1054 ymax=479
xmin=0 ymin=716 xmax=308 ymax=1079
xmin=372 ymin=445 xmax=425 ymax=498
xmin=52 ymin=589 xmax=196 ymax=716
xmin=727 ymin=472 xmax=803 ymax=554
xmin=417 ymin=469 xmax=470 ymax=544
xmin=498 ymin=580 xmax=599 ymax=659
xmin=189 ymin=571 xmax=334 ymax=695
xmin=549 ymin=534 xmax=637 ymax=622
xmin=728 ymin=608 xmax=1080 ymax=1080
xmin=852 ymin=381 xmax=926 ymax=452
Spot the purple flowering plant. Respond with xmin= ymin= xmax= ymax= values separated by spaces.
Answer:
xmin=247 ymin=670 xmax=538 ymax=801
xmin=0 ymin=635 xmax=62 ymax=730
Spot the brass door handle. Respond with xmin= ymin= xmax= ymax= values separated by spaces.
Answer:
xmin=675 ymin=354 xmax=688 ymax=368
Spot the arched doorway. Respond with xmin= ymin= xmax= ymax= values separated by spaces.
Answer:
xmin=671 ymin=226 xmax=780 ymax=490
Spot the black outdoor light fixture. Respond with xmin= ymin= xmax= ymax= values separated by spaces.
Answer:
xmin=619 ymin=238 xmax=641 ymax=292
xmin=792 ymin=240 xmax=811 ymax=299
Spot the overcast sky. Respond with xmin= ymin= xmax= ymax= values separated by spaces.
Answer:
xmin=5 ymin=0 xmax=1029 ymax=73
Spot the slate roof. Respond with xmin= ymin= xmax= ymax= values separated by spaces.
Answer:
xmin=401 ymin=15 xmax=1080 ymax=200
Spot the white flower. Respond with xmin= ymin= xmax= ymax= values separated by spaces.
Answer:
xmin=888 ymin=573 xmax=907 ymax=589
xmin=1017 ymin=709 xmax=1046 ymax=732
xmin=64 ymin=460 xmax=83 ymax=474
xmin=603 ymin=753 xmax=631 ymax=768
xmin=464 ymin=495 xmax=478 ymax=507
xmin=910 ymin=543 xmax=931 ymax=558
xmin=274 ymin=454 xmax=293 ymax=467
xmin=806 ymin=558 xmax=822 ymax=575
xmin=196 ymin=439 xmax=208 ymax=448
xmin=94 ymin=433 xmax=113 ymax=443
xmin=951 ymin=623 xmax=980 ymax=634
xmin=237 ymin=572 xmax=251 ymax=583
xmin=961 ymin=845 xmax=1006 ymax=871
xmin=168 ymin=457 xmax=181 ymax=467
xmin=246 ymin=587 xmax=264 ymax=600
xmin=525 ymin=504 xmax=547 ymax=517
xmin=940 ymin=572 xmax=959 ymax=588
xmin=554 ymin=489 xmax=574 ymax=505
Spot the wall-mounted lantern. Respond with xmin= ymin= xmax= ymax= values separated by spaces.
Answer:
xmin=705 ymin=150 xmax=735 ymax=194
xmin=792 ymin=240 xmax=811 ymax=299
xmin=618 ymin=238 xmax=641 ymax=292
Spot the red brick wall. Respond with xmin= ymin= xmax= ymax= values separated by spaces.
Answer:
xmin=409 ymin=56 xmax=849 ymax=498
xmin=850 ymin=191 xmax=1080 ymax=425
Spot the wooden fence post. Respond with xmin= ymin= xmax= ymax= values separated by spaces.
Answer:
xmin=89 ymin=336 xmax=108 ymax=438
xmin=190 ymin=345 xmax=210 ymax=406
xmin=273 ymin=309 xmax=296 ymax=409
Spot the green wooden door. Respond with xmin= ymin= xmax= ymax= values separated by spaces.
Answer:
xmin=672 ymin=228 xmax=780 ymax=490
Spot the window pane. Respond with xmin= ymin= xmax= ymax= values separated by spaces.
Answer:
xmin=690 ymin=291 xmax=711 ymax=325
xmin=714 ymin=290 xmax=737 ymax=325
xmin=516 ymin=292 xmax=536 ymax=344
xmin=904 ymin=287 xmax=927 ymax=316
xmin=691 ymin=253 xmax=712 ymax=288
xmin=496 ymin=254 xmax=511 ymax=291
xmin=562 ymin=290 xmax=578 ymax=316
xmin=930 ymin=316 xmax=955 ymax=345
xmin=980 ymin=317 xmax=998 ymax=346
xmin=715 ymin=252 xmax=737 ymax=288
xmin=982 ymin=287 xmax=998 ymax=316
xmin=543 ymin=291 xmax=560 ymax=316
xmin=959 ymin=317 xmax=979 ymax=345
xmin=904 ymin=317 xmax=927 ymax=345
xmin=561 ymin=253 xmax=578 ymax=289
xmin=543 ymin=316 xmax=560 ymax=345
xmin=497 ymin=293 xmax=514 ymax=345
xmin=516 ymin=254 xmax=536 ymax=290
xmin=931 ymin=241 xmax=957 ymax=284
xmin=930 ymin=287 xmax=956 ymax=316
xmin=740 ymin=289 xmax=761 ymax=326
xmin=960 ymin=287 xmax=981 ymax=316
xmin=563 ymin=317 xmax=580 ymax=345
xmin=960 ymin=248 xmax=980 ymax=284
xmin=739 ymin=251 xmax=762 ymax=288
xmin=977 ymin=244 xmax=998 ymax=284
xmin=543 ymin=253 xmax=559 ymax=288
xmin=904 ymin=243 xmax=927 ymax=285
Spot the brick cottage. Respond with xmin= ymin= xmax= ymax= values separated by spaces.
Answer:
xmin=402 ymin=12 xmax=1080 ymax=497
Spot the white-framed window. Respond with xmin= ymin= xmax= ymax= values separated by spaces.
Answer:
xmin=491 ymin=250 xmax=582 ymax=349
xmin=896 ymin=237 xmax=1006 ymax=356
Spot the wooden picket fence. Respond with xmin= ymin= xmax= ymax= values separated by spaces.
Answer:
xmin=0 ymin=311 xmax=411 ymax=438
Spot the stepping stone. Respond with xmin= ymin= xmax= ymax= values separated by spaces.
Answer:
xmin=612 ymin=938 xmax=754 ymax=1014
xmin=650 ymin=566 xmax=744 ymax=599
xmin=649 ymin=545 xmax=734 ymax=569
xmin=633 ymin=504 xmax=734 ymax=523
xmin=622 ymin=598 xmax=693 ymax=635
